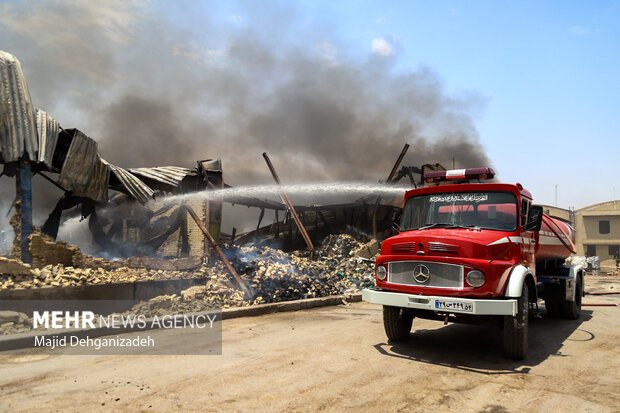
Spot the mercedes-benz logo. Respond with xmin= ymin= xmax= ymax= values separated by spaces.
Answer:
xmin=413 ymin=264 xmax=430 ymax=283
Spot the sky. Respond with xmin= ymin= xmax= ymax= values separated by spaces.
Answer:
xmin=0 ymin=0 xmax=618 ymax=219
xmin=298 ymin=0 xmax=620 ymax=209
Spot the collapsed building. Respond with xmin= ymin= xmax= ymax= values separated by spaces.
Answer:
xmin=1 ymin=50 xmax=447 ymax=267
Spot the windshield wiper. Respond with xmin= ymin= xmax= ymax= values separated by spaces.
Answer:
xmin=418 ymin=223 xmax=454 ymax=230
xmin=444 ymin=224 xmax=481 ymax=230
xmin=417 ymin=223 xmax=481 ymax=230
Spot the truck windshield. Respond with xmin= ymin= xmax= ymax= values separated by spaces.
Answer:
xmin=400 ymin=191 xmax=518 ymax=231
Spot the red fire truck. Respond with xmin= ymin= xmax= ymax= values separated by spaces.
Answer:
xmin=362 ymin=168 xmax=583 ymax=359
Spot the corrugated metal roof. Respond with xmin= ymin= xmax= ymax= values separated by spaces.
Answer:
xmin=109 ymin=164 xmax=154 ymax=203
xmin=35 ymin=108 xmax=59 ymax=168
xmin=0 ymin=51 xmax=38 ymax=163
xmin=57 ymin=129 xmax=98 ymax=194
xmin=129 ymin=166 xmax=191 ymax=187
xmin=75 ymin=155 xmax=110 ymax=202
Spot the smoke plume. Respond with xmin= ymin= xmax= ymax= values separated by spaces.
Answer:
xmin=0 ymin=0 xmax=490 ymax=226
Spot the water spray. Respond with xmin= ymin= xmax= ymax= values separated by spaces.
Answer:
xmin=148 ymin=183 xmax=408 ymax=209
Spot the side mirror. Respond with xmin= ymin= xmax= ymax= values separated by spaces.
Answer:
xmin=391 ymin=210 xmax=402 ymax=232
xmin=524 ymin=205 xmax=543 ymax=232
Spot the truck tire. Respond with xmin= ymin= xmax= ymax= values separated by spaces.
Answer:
xmin=563 ymin=275 xmax=583 ymax=320
xmin=503 ymin=283 xmax=529 ymax=360
xmin=383 ymin=305 xmax=413 ymax=341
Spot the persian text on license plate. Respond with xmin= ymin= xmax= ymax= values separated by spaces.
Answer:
xmin=434 ymin=300 xmax=473 ymax=312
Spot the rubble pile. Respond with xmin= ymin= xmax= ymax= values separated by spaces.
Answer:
xmin=125 ymin=279 xmax=248 ymax=318
xmin=0 ymin=234 xmax=379 ymax=333
xmin=1 ymin=234 xmax=378 ymax=322
xmin=0 ymin=310 xmax=31 ymax=335
xmin=0 ymin=234 xmax=378 ymax=293
xmin=0 ymin=264 xmax=206 ymax=290
xmin=205 ymin=233 xmax=378 ymax=305
xmin=120 ymin=234 xmax=379 ymax=315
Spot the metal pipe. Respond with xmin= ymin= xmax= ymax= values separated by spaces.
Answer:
xmin=183 ymin=204 xmax=251 ymax=297
xmin=386 ymin=144 xmax=410 ymax=184
xmin=585 ymin=292 xmax=620 ymax=295
xmin=262 ymin=152 xmax=314 ymax=258
xmin=373 ymin=144 xmax=410 ymax=238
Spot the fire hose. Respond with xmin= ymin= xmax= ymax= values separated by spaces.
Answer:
xmin=583 ymin=291 xmax=620 ymax=306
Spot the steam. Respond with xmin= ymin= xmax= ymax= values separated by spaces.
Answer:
xmin=56 ymin=216 xmax=99 ymax=256
xmin=0 ymin=1 xmax=490 ymax=230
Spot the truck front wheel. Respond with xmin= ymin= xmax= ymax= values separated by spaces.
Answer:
xmin=503 ymin=283 xmax=529 ymax=360
xmin=383 ymin=306 xmax=413 ymax=341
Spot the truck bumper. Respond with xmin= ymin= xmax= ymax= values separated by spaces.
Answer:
xmin=362 ymin=288 xmax=517 ymax=316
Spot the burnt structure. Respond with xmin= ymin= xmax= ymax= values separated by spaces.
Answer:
xmin=0 ymin=51 xmax=223 ymax=261
xmin=1 ymin=50 xmax=446 ymax=262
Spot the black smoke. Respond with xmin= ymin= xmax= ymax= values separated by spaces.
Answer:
xmin=0 ymin=1 xmax=491 ymax=233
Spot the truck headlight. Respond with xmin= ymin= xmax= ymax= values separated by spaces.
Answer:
xmin=466 ymin=270 xmax=485 ymax=287
xmin=376 ymin=265 xmax=387 ymax=281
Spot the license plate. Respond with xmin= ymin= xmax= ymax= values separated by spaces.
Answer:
xmin=434 ymin=299 xmax=473 ymax=312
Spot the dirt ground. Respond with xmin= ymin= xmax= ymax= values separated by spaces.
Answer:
xmin=1 ymin=274 xmax=619 ymax=412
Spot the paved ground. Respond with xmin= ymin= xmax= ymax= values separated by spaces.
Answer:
xmin=1 ymin=275 xmax=619 ymax=412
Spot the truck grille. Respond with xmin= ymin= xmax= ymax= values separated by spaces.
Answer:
xmin=388 ymin=261 xmax=464 ymax=288
xmin=427 ymin=242 xmax=459 ymax=254
xmin=391 ymin=242 xmax=416 ymax=254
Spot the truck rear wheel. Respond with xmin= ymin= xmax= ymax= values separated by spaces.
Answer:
xmin=383 ymin=306 xmax=413 ymax=341
xmin=563 ymin=275 xmax=583 ymax=320
xmin=503 ymin=283 xmax=529 ymax=360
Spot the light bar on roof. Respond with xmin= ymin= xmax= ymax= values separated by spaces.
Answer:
xmin=425 ymin=167 xmax=495 ymax=183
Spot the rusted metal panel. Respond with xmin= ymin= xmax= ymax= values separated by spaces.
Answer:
xmin=34 ymin=108 xmax=59 ymax=168
xmin=57 ymin=129 xmax=98 ymax=194
xmin=0 ymin=51 xmax=38 ymax=163
xmin=75 ymin=155 xmax=110 ymax=202
xmin=129 ymin=166 xmax=191 ymax=188
xmin=109 ymin=164 xmax=154 ymax=203
xmin=198 ymin=158 xmax=222 ymax=172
